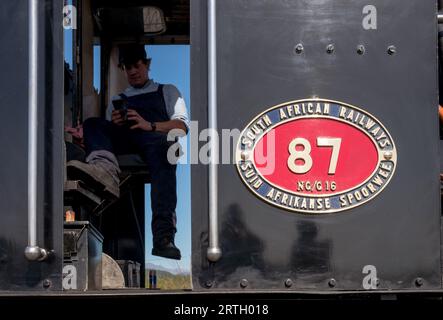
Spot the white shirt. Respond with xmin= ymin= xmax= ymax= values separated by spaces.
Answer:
xmin=106 ymin=79 xmax=190 ymax=131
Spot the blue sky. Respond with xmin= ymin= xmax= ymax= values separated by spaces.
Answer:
xmin=64 ymin=29 xmax=192 ymax=273
xmin=144 ymin=46 xmax=191 ymax=273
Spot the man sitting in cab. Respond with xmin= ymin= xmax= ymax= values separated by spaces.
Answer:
xmin=67 ymin=44 xmax=189 ymax=260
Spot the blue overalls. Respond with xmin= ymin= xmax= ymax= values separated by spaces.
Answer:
xmin=83 ymin=85 xmax=177 ymax=246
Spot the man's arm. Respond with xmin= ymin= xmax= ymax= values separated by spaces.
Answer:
xmin=127 ymin=110 xmax=187 ymax=135
xmin=154 ymin=119 xmax=187 ymax=134
xmin=163 ymin=84 xmax=190 ymax=133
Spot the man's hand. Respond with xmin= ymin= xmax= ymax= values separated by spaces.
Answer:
xmin=65 ymin=125 xmax=83 ymax=139
xmin=65 ymin=125 xmax=85 ymax=148
xmin=111 ymin=110 xmax=125 ymax=126
xmin=127 ymin=109 xmax=152 ymax=131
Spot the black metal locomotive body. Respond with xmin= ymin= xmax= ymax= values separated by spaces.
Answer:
xmin=0 ymin=0 xmax=442 ymax=300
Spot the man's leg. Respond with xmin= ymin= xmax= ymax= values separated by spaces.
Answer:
xmin=67 ymin=117 xmax=129 ymax=198
xmin=138 ymin=133 xmax=180 ymax=260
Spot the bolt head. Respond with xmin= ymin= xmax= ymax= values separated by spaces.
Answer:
xmin=294 ymin=44 xmax=304 ymax=54
xmin=415 ymin=278 xmax=424 ymax=287
xmin=357 ymin=45 xmax=365 ymax=55
xmin=240 ymin=279 xmax=248 ymax=288
xmin=240 ymin=151 xmax=249 ymax=161
xmin=43 ymin=279 xmax=51 ymax=288
xmin=284 ymin=279 xmax=293 ymax=288
xmin=326 ymin=44 xmax=335 ymax=54
xmin=205 ymin=280 xmax=213 ymax=288
xmin=328 ymin=278 xmax=336 ymax=288
xmin=387 ymin=46 xmax=396 ymax=55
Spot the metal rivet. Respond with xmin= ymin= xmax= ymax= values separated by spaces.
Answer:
xmin=384 ymin=151 xmax=393 ymax=160
xmin=240 ymin=279 xmax=248 ymax=288
xmin=241 ymin=151 xmax=249 ymax=161
xmin=328 ymin=278 xmax=336 ymax=288
xmin=294 ymin=44 xmax=304 ymax=54
xmin=415 ymin=278 xmax=424 ymax=287
xmin=387 ymin=45 xmax=396 ymax=55
xmin=284 ymin=279 xmax=293 ymax=288
xmin=326 ymin=44 xmax=335 ymax=54
xmin=43 ymin=279 xmax=51 ymax=289
xmin=357 ymin=45 xmax=365 ymax=55
xmin=205 ymin=280 xmax=213 ymax=288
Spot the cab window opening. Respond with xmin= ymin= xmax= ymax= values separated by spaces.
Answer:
xmin=63 ymin=0 xmax=191 ymax=291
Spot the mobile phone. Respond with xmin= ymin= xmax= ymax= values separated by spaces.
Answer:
xmin=112 ymin=98 xmax=128 ymax=121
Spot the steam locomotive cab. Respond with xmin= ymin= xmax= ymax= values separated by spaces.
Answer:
xmin=0 ymin=0 xmax=443 ymax=301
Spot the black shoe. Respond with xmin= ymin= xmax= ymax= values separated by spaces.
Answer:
xmin=152 ymin=239 xmax=181 ymax=260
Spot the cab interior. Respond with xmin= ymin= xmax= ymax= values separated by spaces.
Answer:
xmin=63 ymin=0 xmax=191 ymax=291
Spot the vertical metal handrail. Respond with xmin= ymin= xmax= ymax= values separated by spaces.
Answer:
xmin=24 ymin=0 xmax=48 ymax=262
xmin=207 ymin=0 xmax=222 ymax=262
